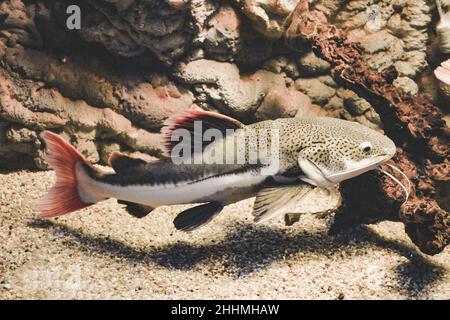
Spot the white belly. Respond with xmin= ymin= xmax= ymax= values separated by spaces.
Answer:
xmin=92 ymin=171 xmax=267 ymax=207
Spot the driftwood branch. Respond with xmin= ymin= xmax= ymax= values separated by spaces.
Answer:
xmin=284 ymin=0 xmax=449 ymax=255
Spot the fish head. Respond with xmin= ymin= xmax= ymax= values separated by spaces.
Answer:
xmin=297 ymin=118 xmax=396 ymax=187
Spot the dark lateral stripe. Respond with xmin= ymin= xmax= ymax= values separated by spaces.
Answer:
xmin=84 ymin=161 xmax=264 ymax=187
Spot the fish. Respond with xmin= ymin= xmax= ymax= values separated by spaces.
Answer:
xmin=35 ymin=108 xmax=397 ymax=231
xmin=434 ymin=58 xmax=450 ymax=85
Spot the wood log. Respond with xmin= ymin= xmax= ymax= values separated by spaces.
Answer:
xmin=284 ymin=0 xmax=449 ymax=255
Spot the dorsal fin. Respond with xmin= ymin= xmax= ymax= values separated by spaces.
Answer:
xmin=161 ymin=107 xmax=245 ymax=157
xmin=108 ymin=152 xmax=147 ymax=173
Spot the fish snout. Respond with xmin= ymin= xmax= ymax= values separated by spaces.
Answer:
xmin=384 ymin=141 xmax=397 ymax=159
xmin=378 ymin=134 xmax=396 ymax=160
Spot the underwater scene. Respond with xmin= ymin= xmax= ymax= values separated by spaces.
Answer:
xmin=0 ymin=0 xmax=449 ymax=300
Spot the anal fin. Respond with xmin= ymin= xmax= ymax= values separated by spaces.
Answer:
xmin=118 ymin=200 xmax=154 ymax=218
xmin=173 ymin=202 xmax=224 ymax=232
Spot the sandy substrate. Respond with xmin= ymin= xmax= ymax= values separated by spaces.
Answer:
xmin=0 ymin=170 xmax=449 ymax=299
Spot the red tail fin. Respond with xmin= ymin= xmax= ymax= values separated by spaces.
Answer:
xmin=35 ymin=131 xmax=93 ymax=218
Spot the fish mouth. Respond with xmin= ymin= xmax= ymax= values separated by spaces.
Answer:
xmin=324 ymin=155 xmax=392 ymax=184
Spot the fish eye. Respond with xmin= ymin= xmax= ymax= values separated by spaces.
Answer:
xmin=360 ymin=141 xmax=372 ymax=153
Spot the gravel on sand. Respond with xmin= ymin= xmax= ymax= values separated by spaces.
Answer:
xmin=0 ymin=170 xmax=449 ymax=299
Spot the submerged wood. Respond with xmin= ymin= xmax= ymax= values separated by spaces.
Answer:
xmin=284 ymin=0 xmax=449 ymax=255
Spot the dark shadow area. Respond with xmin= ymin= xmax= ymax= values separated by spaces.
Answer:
xmin=0 ymin=167 xmax=46 ymax=174
xmin=357 ymin=225 xmax=447 ymax=298
xmin=393 ymin=259 xmax=446 ymax=298
xmin=28 ymin=218 xmax=447 ymax=297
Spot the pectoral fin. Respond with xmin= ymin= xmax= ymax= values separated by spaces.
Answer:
xmin=252 ymin=183 xmax=314 ymax=223
xmin=173 ymin=202 xmax=224 ymax=232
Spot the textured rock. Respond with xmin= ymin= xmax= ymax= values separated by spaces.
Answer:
xmin=359 ymin=30 xmax=396 ymax=54
xmin=295 ymin=78 xmax=335 ymax=105
xmin=337 ymin=89 xmax=372 ymax=116
xmin=204 ymin=6 xmax=241 ymax=61
xmin=436 ymin=0 xmax=450 ymax=54
xmin=2 ymin=45 xmax=194 ymax=131
xmin=232 ymin=0 xmax=298 ymax=38
xmin=174 ymin=59 xmax=286 ymax=118
xmin=255 ymin=85 xmax=311 ymax=120
xmin=118 ymin=78 xmax=194 ymax=130
xmin=263 ymin=56 xmax=300 ymax=79
xmin=0 ymin=65 xmax=162 ymax=169
xmin=57 ymin=0 xmax=218 ymax=65
xmin=394 ymin=61 xmax=417 ymax=78
xmin=4 ymin=48 xmax=119 ymax=109
xmin=297 ymin=51 xmax=331 ymax=76
xmin=393 ymin=76 xmax=419 ymax=96
xmin=295 ymin=103 xmax=328 ymax=118
xmin=335 ymin=0 xmax=430 ymax=77
xmin=234 ymin=28 xmax=274 ymax=68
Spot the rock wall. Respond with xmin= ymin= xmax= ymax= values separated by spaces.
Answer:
xmin=0 ymin=0 xmax=446 ymax=170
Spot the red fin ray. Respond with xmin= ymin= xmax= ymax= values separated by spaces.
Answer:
xmin=161 ymin=108 xmax=244 ymax=157
xmin=35 ymin=131 xmax=94 ymax=218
